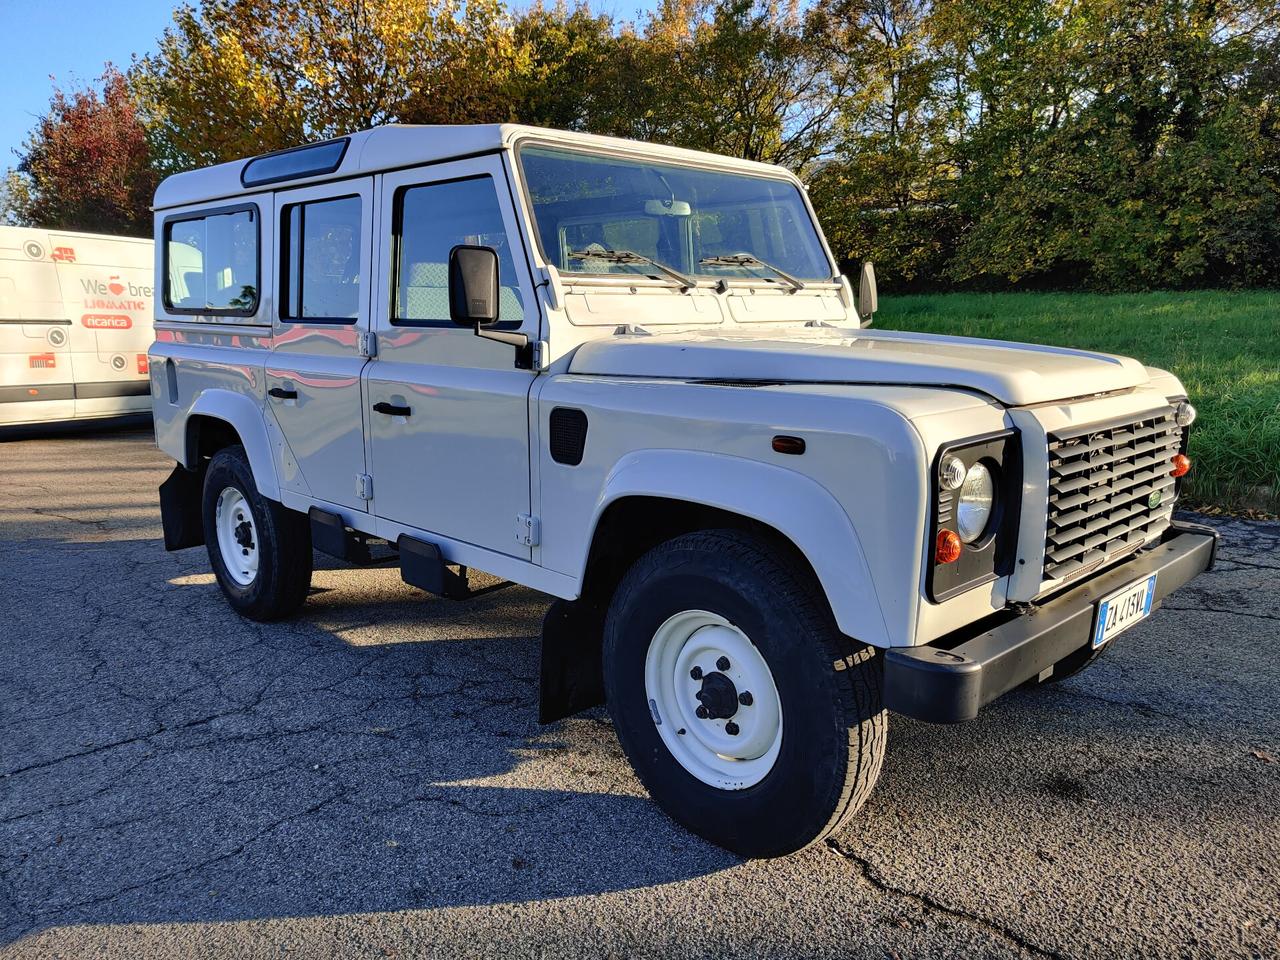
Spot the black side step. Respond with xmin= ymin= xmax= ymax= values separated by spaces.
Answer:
xmin=398 ymin=536 xmax=473 ymax=599
xmin=308 ymin=507 xmax=382 ymax=564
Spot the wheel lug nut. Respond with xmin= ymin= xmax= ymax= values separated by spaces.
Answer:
xmin=725 ymin=721 xmax=739 ymax=736
xmin=738 ymin=691 xmax=753 ymax=706
xmin=695 ymin=705 xmax=709 ymax=719
xmin=716 ymin=656 xmax=730 ymax=671
xmin=695 ymin=690 xmax=705 ymax=701
xmin=690 ymin=666 xmax=703 ymax=680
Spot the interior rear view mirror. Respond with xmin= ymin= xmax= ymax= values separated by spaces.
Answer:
xmin=643 ymin=199 xmax=692 ymax=217
xmin=449 ymin=245 xmax=501 ymax=328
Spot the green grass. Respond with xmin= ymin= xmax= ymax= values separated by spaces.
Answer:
xmin=873 ymin=290 xmax=1280 ymax=514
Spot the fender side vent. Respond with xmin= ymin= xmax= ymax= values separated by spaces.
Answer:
xmin=549 ymin=407 xmax=588 ymax=466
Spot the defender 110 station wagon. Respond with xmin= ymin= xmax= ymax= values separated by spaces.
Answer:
xmin=150 ymin=125 xmax=1216 ymax=857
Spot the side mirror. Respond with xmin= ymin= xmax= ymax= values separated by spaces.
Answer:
xmin=449 ymin=244 xmax=500 ymax=328
xmin=857 ymin=261 xmax=878 ymax=327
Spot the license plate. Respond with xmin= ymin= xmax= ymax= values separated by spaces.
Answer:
xmin=1092 ymin=574 xmax=1158 ymax=648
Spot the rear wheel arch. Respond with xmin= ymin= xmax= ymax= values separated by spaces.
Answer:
xmin=181 ymin=390 xmax=281 ymax=501
xmin=185 ymin=414 xmax=242 ymax=466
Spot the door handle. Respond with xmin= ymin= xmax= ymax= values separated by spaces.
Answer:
xmin=373 ymin=401 xmax=412 ymax=417
xmin=268 ymin=387 xmax=298 ymax=400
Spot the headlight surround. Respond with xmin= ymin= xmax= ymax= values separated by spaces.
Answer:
xmin=927 ymin=430 xmax=1020 ymax=602
xmin=956 ymin=462 xmax=995 ymax=543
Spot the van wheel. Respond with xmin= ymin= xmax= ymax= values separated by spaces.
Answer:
xmin=602 ymin=529 xmax=887 ymax=858
xmin=202 ymin=445 xmax=312 ymax=621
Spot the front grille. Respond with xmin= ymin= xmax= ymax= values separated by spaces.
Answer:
xmin=1043 ymin=408 xmax=1181 ymax=584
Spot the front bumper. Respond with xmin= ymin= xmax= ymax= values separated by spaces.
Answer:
xmin=883 ymin=521 xmax=1218 ymax=723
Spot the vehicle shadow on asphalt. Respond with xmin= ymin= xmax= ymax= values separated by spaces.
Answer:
xmin=0 ymin=536 xmax=738 ymax=944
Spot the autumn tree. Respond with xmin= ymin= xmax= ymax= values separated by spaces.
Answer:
xmin=22 ymin=0 xmax=1273 ymax=288
xmin=14 ymin=66 xmax=157 ymax=236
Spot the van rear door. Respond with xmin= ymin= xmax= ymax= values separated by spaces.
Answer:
xmin=0 ymin=229 xmax=74 ymax=425
xmin=265 ymin=179 xmax=374 ymax=513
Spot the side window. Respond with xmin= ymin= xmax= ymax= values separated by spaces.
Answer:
xmin=393 ymin=176 xmax=524 ymax=327
xmin=165 ymin=207 xmax=259 ymax=314
xmin=280 ymin=195 xmax=362 ymax=322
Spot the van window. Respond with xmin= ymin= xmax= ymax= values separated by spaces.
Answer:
xmin=165 ymin=207 xmax=259 ymax=314
xmin=393 ymin=176 xmax=523 ymax=327
xmin=280 ymin=195 xmax=362 ymax=322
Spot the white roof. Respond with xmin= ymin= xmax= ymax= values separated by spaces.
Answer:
xmin=153 ymin=124 xmax=800 ymax=210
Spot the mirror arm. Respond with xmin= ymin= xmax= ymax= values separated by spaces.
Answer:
xmin=475 ymin=325 xmax=533 ymax=370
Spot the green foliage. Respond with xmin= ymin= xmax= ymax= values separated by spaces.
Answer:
xmin=0 ymin=170 xmax=34 ymax=226
xmin=875 ymin=290 xmax=1280 ymax=512
xmin=11 ymin=0 xmax=1278 ymax=288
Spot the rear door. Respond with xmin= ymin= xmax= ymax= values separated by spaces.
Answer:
xmin=266 ymin=179 xmax=373 ymax=513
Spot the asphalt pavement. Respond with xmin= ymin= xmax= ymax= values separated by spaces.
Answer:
xmin=1 ymin=424 xmax=1277 ymax=959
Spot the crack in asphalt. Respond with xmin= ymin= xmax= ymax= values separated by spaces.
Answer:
xmin=1159 ymin=603 xmax=1280 ymax=623
xmin=825 ymin=839 xmax=1064 ymax=959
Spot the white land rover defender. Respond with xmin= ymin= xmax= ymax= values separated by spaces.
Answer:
xmin=150 ymin=125 xmax=1216 ymax=857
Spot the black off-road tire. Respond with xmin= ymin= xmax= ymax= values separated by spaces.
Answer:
xmin=602 ymin=528 xmax=887 ymax=858
xmin=202 ymin=445 xmax=313 ymax=621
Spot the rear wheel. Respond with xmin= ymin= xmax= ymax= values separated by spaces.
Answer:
xmin=202 ymin=445 xmax=312 ymax=621
xmin=602 ymin=529 xmax=887 ymax=858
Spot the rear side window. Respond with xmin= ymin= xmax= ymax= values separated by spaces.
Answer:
xmin=279 ymin=195 xmax=362 ymax=322
xmin=393 ymin=176 xmax=524 ymax=328
xmin=164 ymin=206 xmax=259 ymax=315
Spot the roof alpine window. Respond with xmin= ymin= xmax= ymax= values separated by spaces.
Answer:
xmin=241 ymin=139 xmax=349 ymax=188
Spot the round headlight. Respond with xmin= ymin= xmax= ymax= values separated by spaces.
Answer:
xmin=1175 ymin=400 xmax=1197 ymax=427
xmin=956 ymin=462 xmax=995 ymax=543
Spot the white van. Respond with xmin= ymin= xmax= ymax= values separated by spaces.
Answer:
xmin=149 ymin=126 xmax=1215 ymax=857
xmin=0 ymin=225 xmax=155 ymax=427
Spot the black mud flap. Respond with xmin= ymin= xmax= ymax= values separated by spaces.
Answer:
xmin=159 ymin=464 xmax=204 ymax=551
xmin=538 ymin=595 xmax=607 ymax=724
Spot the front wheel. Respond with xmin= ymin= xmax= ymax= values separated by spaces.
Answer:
xmin=202 ymin=445 xmax=313 ymax=621
xmin=602 ymin=529 xmax=887 ymax=858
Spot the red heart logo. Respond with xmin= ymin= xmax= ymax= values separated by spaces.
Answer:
xmin=108 ymin=277 xmax=124 ymax=295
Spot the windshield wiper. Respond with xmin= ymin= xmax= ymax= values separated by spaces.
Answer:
xmin=698 ymin=254 xmax=806 ymax=292
xmin=569 ymin=247 xmax=695 ymax=291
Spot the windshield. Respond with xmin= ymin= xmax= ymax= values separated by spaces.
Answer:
xmin=518 ymin=145 xmax=832 ymax=284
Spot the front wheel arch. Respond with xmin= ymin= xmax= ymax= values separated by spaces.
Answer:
xmin=539 ymin=496 xmax=839 ymax=724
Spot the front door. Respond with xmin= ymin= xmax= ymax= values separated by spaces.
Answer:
xmin=366 ymin=156 xmax=539 ymax=559
xmin=267 ymin=179 xmax=373 ymax=512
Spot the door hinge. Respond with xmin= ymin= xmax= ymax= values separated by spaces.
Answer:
xmin=531 ymin=340 xmax=549 ymax=371
xmin=358 ymin=331 xmax=378 ymax=358
xmin=356 ymin=473 xmax=373 ymax=500
xmin=516 ymin=513 xmax=541 ymax=547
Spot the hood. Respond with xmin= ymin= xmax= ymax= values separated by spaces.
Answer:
xmin=566 ymin=327 xmax=1150 ymax=406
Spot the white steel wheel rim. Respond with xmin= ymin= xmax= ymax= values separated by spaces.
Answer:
xmin=215 ymin=486 xmax=259 ymax=587
xmin=644 ymin=609 xmax=783 ymax=790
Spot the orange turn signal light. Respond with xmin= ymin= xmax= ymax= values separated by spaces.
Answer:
xmin=935 ymin=529 xmax=963 ymax=564
xmin=1170 ymin=453 xmax=1191 ymax=478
